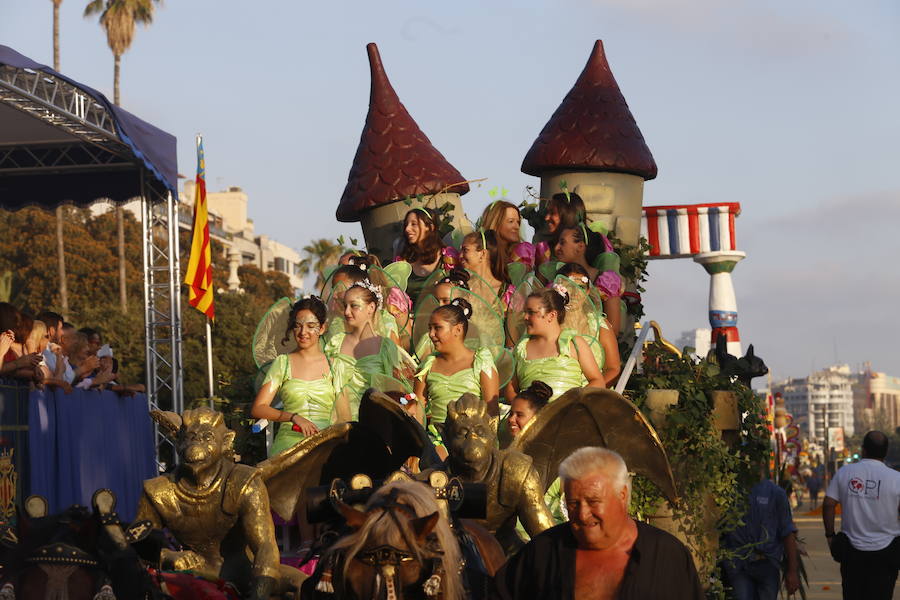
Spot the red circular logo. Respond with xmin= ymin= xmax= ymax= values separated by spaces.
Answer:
xmin=849 ymin=477 xmax=864 ymax=493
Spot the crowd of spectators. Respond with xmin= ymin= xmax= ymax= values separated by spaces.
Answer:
xmin=0 ymin=302 xmax=143 ymax=395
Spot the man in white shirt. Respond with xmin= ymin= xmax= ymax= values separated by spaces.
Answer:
xmin=823 ymin=430 xmax=900 ymax=600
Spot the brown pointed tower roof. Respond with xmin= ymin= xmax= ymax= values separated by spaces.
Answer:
xmin=521 ymin=40 xmax=657 ymax=180
xmin=336 ymin=43 xmax=469 ymax=222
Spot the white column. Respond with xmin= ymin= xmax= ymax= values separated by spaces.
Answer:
xmin=693 ymin=250 xmax=746 ymax=357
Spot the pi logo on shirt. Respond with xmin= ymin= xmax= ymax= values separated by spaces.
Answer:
xmin=848 ymin=477 xmax=881 ymax=499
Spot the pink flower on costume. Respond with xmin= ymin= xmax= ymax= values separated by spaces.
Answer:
xmin=595 ymin=271 xmax=623 ymax=299
xmin=600 ymin=234 xmax=614 ymax=253
xmin=441 ymin=246 xmax=460 ymax=270
xmin=534 ymin=241 xmax=551 ymax=266
xmin=501 ymin=284 xmax=516 ymax=308
xmin=510 ymin=242 xmax=536 ymax=267
xmin=386 ymin=287 xmax=412 ymax=314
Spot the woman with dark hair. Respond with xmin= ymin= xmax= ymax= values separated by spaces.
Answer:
xmin=397 ymin=207 xmax=445 ymax=305
xmin=325 ymin=280 xmax=417 ymax=419
xmin=544 ymin=192 xmax=586 ymax=247
xmin=251 ymin=296 xmax=345 ymax=456
xmin=505 ymin=287 xmax=604 ymax=402
xmin=554 ymin=226 xmax=623 ymax=335
xmin=460 ymin=229 xmax=511 ymax=307
xmin=413 ymin=297 xmax=499 ymax=455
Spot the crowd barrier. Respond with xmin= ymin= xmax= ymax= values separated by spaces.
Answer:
xmin=0 ymin=381 xmax=158 ymax=522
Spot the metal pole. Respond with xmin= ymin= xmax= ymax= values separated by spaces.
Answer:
xmin=206 ymin=318 xmax=214 ymax=407
xmin=165 ymin=190 xmax=183 ymax=414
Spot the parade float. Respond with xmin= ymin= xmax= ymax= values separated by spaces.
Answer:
xmin=0 ymin=39 xmax=773 ymax=599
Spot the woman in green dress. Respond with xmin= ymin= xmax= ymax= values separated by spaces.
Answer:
xmin=251 ymin=296 xmax=346 ymax=456
xmin=413 ymin=298 xmax=499 ymax=455
xmin=325 ymin=280 xmax=416 ymax=420
xmin=505 ymin=287 xmax=605 ymax=402
xmin=395 ymin=207 xmax=445 ymax=306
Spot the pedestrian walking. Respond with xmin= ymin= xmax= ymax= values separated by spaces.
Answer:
xmin=823 ymin=431 xmax=900 ymax=600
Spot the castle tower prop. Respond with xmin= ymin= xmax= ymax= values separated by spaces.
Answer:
xmin=337 ymin=43 xmax=472 ymax=261
xmin=641 ymin=202 xmax=745 ymax=356
xmin=521 ymin=40 xmax=657 ymax=247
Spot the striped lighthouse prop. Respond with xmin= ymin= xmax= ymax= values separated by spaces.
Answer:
xmin=641 ymin=202 xmax=746 ymax=356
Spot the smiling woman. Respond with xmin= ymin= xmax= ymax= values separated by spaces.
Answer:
xmin=250 ymin=295 xmax=342 ymax=456
xmin=396 ymin=207 xmax=445 ymax=305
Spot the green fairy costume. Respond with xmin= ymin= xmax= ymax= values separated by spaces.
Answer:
xmin=513 ymin=329 xmax=593 ymax=401
xmin=262 ymin=353 xmax=339 ymax=456
xmin=324 ymin=332 xmax=415 ymax=420
xmin=416 ymin=346 xmax=497 ymax=436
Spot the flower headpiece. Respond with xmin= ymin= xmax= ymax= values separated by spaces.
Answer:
xmin=450 ymin=298 xmax=472 ymax=318
xmin=350 ymin=279 xmax=383 ymax=307
xmin=551 ymin=283 xmax=571 ymax=305
xmin=400 ymin=392 xmax=417 ymax=406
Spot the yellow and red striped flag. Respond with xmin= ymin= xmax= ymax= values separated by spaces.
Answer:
xmin=184 ymin=137 xmax=214 ymax=320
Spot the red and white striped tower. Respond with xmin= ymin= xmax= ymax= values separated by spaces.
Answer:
xmin=693 ymin=250 xmax=745 ymax=356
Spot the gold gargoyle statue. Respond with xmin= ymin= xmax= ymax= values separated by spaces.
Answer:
xmin=444 ymin=388 xmax=679 ymax=554
xmin=140 ymin=407 xmax=353 ymax=599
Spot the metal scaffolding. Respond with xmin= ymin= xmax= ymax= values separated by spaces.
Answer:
xmin=0 ymin=59 xmax=182 ymax=469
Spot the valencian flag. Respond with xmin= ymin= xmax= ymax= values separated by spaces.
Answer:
xmin=184 ymin=138 xmax=215 ymax=320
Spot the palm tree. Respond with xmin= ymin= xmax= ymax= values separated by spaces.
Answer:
xmin=299 ymin=239 xmax=345 ymax=290
xmin=52 ymin=0 xmax=68 ymax=314
xmin=84 ymin=0 xmax=160 ymax=312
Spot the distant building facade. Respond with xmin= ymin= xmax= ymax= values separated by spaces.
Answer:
xmin=181 ymin=181 xmax=305 ymax=293
xmin=774 ymin=365 xmax=855 ymax=445
xmin=851 ymin=366 xmax=900 ymax=434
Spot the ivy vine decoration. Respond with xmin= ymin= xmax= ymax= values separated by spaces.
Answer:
xmin=625 ymin=343 xmax=771 ymax=598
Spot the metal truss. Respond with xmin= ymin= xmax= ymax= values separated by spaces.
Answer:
xmin=0 ymin=142 xmax=130 ymax=174
xmin=141 ymin=181 xmax=184 ymax=471
xmin=0 ymin=65 xmax=127 ymax=157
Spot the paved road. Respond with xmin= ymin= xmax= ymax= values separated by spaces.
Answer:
xmin=795 ymin=511 xmax=899 ymax=599
xmin=796 ymin=514 xmax=842 ymax=599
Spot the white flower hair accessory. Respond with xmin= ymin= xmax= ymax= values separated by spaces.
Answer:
xmin=351 ymin=279 xmax=383 ymax=307
xmin=358 ymin=263 xmax=368 ymax=271
xmin=551 ymin=283 xmax=571 ymax=305
xmin=450 ymin=298 xmax=472 ymax=318
xmin=577 ymin=275 xmax=589 ymax=285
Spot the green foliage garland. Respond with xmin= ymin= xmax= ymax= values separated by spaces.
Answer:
xmin=626 ymin=343 xmax=771 ymax=598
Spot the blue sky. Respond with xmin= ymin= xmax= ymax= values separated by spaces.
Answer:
xmin=2 ymin=1 xmax=898 ymax=380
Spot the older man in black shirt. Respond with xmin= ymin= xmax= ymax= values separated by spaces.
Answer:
xmin=493 ymin=447 xmax=703 ymax=600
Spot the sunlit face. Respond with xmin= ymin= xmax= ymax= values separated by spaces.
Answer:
xmin=524 ymin=296 xmax=555 ymax=335
xmin=404 ymin=213 xmax=431 ymax=246
xmin=460 ymin=241 xmax=485 ymax=270
xmin=434 ymin=282 xmax=453 ymax=306
xmin=508 ymin=397 xmax=538 ymax=437
xmin=498 ymin=207 xmax=521 ymax=244
xmin=554 ymin=229 xmax=584 ymax=263
xmin=343 ymin=287 xmax=376 ymax=328
xmin=564 ymin=470 xmax=630 ymax=550
xmin=545 ymin=204 xmax=561 ymax=234
xmin=428 ymin=313 xmax=462 ymax=351
xmin=292 ymin=309 xmax=324 ymax=349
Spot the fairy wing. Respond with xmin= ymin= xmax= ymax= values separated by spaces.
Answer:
xmin=508 ymin=387 xmax=677 ymax=503
xmin=380 ymin=262 xmax=412 ymax=292
xmin=252 ymin=297 xmax=296 ymax=370
xmin=553 ymin=274 xmax=601 ymax=341
xmin=505 ymin=273 xmax=543 ymax=345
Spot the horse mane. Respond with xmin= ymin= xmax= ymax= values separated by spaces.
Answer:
xmin=329 ymin=480 xmax=464 ymax=600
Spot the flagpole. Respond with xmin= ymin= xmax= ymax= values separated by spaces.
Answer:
xmin=195 ymin=133 xmax=215 ymax=409
xmin=205 ymin=318 xmax=214 ymax=406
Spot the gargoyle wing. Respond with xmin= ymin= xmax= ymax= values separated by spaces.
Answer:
xmin=257 ymin=422 xmax=355 ymax=521
xmin=508 ymin=387 xmax=678 ymax=503
xmin=259 ymin=391 xmax=438 ymax=520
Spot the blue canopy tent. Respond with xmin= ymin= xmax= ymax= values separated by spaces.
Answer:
xmin=0 ymin=45 xmax=184 ymax=512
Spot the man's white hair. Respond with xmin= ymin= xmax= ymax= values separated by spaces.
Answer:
xmin=558 ymin=447 xmax=632 ymax=504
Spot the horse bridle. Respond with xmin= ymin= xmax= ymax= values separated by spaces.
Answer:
xmin=353 ymin=489 xmax=445 ymax=600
